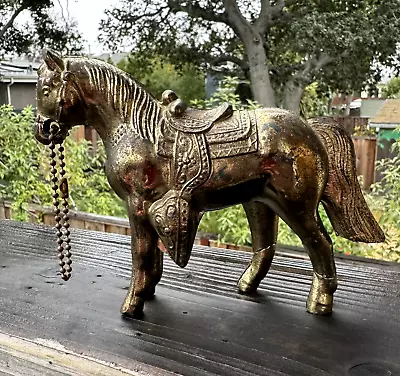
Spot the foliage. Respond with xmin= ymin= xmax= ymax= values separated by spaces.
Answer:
xmin=200 ymin=205 xmax=251 ymax=246
xmin=353 ymin=125 xmax=376 ymax=137
xmin=299 ymin=82 xmax=328 ymax=118
xmin=117 ymin=54 xmax=205 ymax=102
xmin=368 ymin=142 xmax=400 ymax=226
xmin=99 ymin=0 xmax=400 ymax=111
xmin=191 ymin=76 xmax=262 ymax=111
xmin=200 ymin=195 xmax=400 ymax=262
xmin=381 ymin=77 xmax=400 ymax=99
xmin=0 ymin=0 xmax=82 ymax=56
xmin=0 ymin=105 xmax=125 ymax=221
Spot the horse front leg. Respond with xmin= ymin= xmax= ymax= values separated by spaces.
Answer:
xmin=121 ymin=214 xmax=163 ymax=318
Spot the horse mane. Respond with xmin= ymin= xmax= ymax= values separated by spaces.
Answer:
xmin=67 ymin=57 xmax=161 ymax=143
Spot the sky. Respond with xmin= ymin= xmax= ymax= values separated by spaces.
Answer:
xmin=18 ymin=0 xmax=117 ymax=54
xmin=54 ymin=0 xmax=117 ymax=54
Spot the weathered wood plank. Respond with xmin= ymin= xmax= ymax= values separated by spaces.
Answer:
xmin=0 ymin=332 xmax=161 ymax=375
xmin=0 ymin=220 xmax=399 ymax=376
xmin=84 ymin=220 xmax=106 ymax=232
xmin=0 ymin=205 xmax=5 ymax=220
xmin=105 ymin=224 xmax=128 ymax=235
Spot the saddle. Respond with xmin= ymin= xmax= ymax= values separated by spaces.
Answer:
xmin=157 ymin=90 xmax=258 ymax=158
xmin=149 ymin=90 xmax=258 ymax=268
xmin=161 ymin=89 xmax=234 ymax=133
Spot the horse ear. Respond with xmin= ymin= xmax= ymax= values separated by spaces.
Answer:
xmin=44 ymin=50 xmax=65 ymax=72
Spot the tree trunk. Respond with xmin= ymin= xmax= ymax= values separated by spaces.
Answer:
xmin=245 ymin=39 xmax=276 ymax=108
xmin=343 ymin=94 xmax=352 ymax=116
xmin=282 ymin=81 xmax=304 ymax=113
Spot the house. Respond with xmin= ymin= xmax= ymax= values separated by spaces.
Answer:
xmin=369 ymin=99 xmax=400 ymax=180
xmin=0 ymin=58 xmax=40 ymax=111
xmin=369 ymin=99 xmax=400 ymax=130
xmin=359 ymin=98 xmax=386 ymax=119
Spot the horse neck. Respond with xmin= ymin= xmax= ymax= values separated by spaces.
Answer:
xmin=82 ymin=62 xmax=163 ymax=146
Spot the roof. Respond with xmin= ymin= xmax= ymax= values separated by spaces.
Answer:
xmin=331 ymin=95 xmax=359 ymax=107
xmin=360 ymin=99 xmax=386 ymax=118
xmin=0 ymin=58 xmax=39 ymax=82
xmin=370 ymin=99 xmax=400 ymax=128
xmin=94 ymin=52 xmax=128 ymax=65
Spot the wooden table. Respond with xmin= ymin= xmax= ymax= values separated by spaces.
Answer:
xmin=0 ymin=220 xmax=399 ymax=375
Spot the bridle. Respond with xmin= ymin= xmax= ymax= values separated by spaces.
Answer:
xmin=48 ymin=66 xmax=85 ymax=282
xmin=56 ymin=69 xmax=87 ymax=123
xmin=49 ymin=123 xmax=72 ymax=281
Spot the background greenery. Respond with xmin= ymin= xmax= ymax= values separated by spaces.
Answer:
xmin=117 ymin=54 xmax=206 ymax=103
xmin=0 ymin=105 xmax=125 ymax=221
xmin=99 ymin=0 xmax=400 ymax=111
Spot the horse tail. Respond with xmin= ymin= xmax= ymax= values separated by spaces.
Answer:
xmin=308 ymin=117 xmax=385 ymax=243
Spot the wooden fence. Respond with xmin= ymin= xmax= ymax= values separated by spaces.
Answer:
xmin=0 ymin=201 xmax=308 ymax=255
xmin=330 ymin=116 xmax=369 ymax=135
xmin=352 ymin=136 xmax=377 ymax=191
xmin=0 ymin=200 xmax=131 ymax=235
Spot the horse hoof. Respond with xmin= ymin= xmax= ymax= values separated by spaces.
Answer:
xmin=237 ymin=278 xmax=256 ymax=294
xmin=120 ymin=297 xmax=144 ymax=319
xmin=307 ymin=289 xmax=333 ymax=316
xmin=306 ymin=299 xmax=333 ymax=316
xmin=307 ymin=272 xmax=336 ymax=315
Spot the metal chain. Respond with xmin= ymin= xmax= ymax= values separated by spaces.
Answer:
xmin=49 ymin=123 xmax=72 ymax=281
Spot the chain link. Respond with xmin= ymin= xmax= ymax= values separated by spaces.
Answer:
xmin=49 ymin=123 xmax=72 ymax=281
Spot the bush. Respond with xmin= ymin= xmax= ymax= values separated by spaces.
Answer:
xmin=0 ymin=105 xmax=125 ymax=221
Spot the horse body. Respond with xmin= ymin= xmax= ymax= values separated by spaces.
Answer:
xmin=35 ymin=51 xmax=384 ymax=319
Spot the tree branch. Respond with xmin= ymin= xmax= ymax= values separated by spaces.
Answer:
xmin=110 ymin=6 xmax=168 ymax=23
xmin=167 ymin=0 xmax=229 ymax=24
xmin=314 ymin=54 xmax=333 ymax=71
xmin=222 ymin=0 xmax=252 ymax=41
xmin=212 ymin=54 xmax=249 ymax=70
xmin=294 ymin=53 xmax=333 ymax=83
xmin=256 ymin=0 xmax=298 ymax=33
xmin=0 ymin=2 xmax=28 ymax=40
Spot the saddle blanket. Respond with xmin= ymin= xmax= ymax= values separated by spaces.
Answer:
xmin=156 ymin=110 xmax=258 ymax=159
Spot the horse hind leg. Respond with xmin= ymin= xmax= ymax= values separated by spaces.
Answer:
xmin=260 ymin=193 xmax=337 ymax=315
xmin=304 ymin=214 xmax=337 ymax=315
xmin=287 ymin=208 xmax=337 ymax=315
xmin=237 ymin=202 xmax=278 ymax=294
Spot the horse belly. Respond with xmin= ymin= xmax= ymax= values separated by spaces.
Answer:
xmin=202 ymin=155 xmax=264 ymax=190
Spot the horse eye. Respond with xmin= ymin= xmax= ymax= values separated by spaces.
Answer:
xmin=42 ymin=85 xmax=50 ymax=96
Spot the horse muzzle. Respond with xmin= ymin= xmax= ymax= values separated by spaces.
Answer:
xmin=35 ymin=115 xmax=68 ymax=145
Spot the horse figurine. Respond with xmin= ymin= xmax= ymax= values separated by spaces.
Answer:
xmin=35 ymin=50 xmax=384 ymax=318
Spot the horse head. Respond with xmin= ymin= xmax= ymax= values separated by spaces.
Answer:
xmin=35 ymin=50 xmax=87 ymax=145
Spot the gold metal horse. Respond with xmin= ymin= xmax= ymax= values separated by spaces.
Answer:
xmin=35 ymin=51 xmax=384 ymax=318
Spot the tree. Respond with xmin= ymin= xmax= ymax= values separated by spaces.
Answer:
xmin=381 ymin=77 xmax=400 ymax=99
xmin=0 ymin=0 xmax=82 ymax=56
xmin=99 ymin=0 xmax=400 ymax=112
xmin=117 ymin=54 xmax=206 ymax=102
